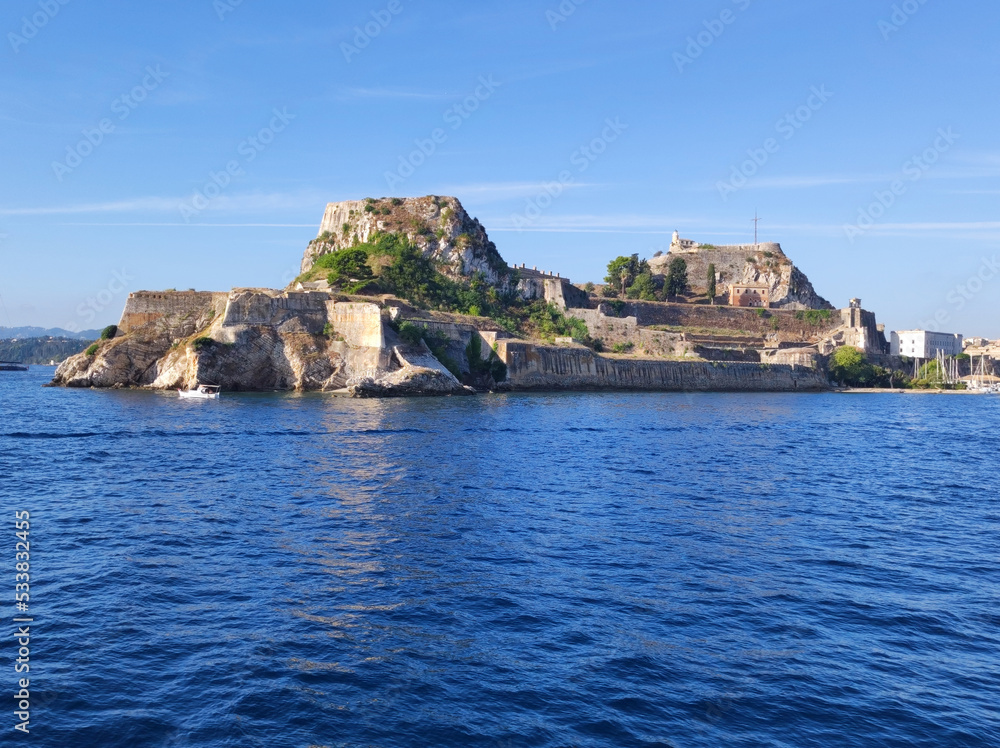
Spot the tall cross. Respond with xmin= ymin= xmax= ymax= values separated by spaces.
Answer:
xmin=752 ymin=211 xmax=761 ymax=246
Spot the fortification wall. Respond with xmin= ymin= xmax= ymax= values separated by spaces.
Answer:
xmin=761 ymin=348 xmax=820 ymax=368
xmin=118 ymin=291 xmax=227 ymax=334
xmin=495 ymin=341 xmax=829 ymax=391
xmin=327 ymin=302 xmax=384 ymax=349
xmin=818 ymin=307 xmax=890 ymax=355
xmin=544 ymin=278 xmax=589 ymax=309
xmin=220 ymin=289 xmax=330 ymax=333
xmin=517 ymin=273 xmax=589 ymax=309
xmin=567 ymin=307 xmax=690 ymax=357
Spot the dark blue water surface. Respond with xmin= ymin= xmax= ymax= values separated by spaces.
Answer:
xmin=2 ymin=367 xmax=999 ymax=747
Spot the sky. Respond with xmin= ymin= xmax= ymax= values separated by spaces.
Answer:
xmin=0 ymin=0 xmax=998 ymax=336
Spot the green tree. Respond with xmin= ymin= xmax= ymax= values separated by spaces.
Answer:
xmin=378 ymin=242 xmax=442 ymax=306
xmin=829 ymin=346 xmax=870 ymax=386
xmin=325 ymin=248 xmax=374 ymax=289
xmin=665 ymin=258 xmax=688 ymax=298
xmin=706 ymin=264 xmax=717 ymax=304
xmin=605 ymin=254 xmax=644 ymax=297
xmin=626 ymin=272 xmax=658 ymax=301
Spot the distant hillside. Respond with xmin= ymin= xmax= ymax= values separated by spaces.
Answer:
xmin=0 ymin=326 xmax=100 ymax=340
xmin=0 ymin=337 xmax=92 ymax=365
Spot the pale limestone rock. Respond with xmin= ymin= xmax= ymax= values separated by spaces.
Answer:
xmin=648 ymin=242 xmax=832 ymax=310
xmin=301 ymin=196 xmax=511 ymax=288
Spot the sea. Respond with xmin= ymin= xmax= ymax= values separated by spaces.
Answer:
xmin=2 ymin=367 xmax=999 ymax=747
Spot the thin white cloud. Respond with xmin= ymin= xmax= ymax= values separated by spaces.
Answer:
xmin=854 ymin=221 xmax=1000 ymax=231
xmin=766 ymin=221 xmax=1000 ymax=237
xmin=0 ymin=192 xmax=328 ymax=217
xmin=337 ymin=87 xmax=453 ymax=101
xmin=482 ymin=214 xmax=1000 ymax=239
xmin=0 ymin=197 xmax=180 ymax=216
xmin=440 ymin=181 xmax=603 ymax=202
xmin=705 ymin=162 xmax=1000 ymax=192
xmin=62 ymin=223 xmax=316 ymax=228
xmin=740 ymin=174 xmax=893 ymax=189
xmin=482 ymin=214 xmax=701 ymax=232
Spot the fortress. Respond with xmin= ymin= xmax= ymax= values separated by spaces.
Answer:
xmin=648 ymin=231 xmax=833 ymax=311
xmin=51 ymin=196 xmax=894 ymax=395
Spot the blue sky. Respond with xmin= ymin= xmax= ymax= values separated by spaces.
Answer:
xmin=1 ymin=0 xmax=998 ymax=336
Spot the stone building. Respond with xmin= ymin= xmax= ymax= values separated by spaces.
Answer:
xmin=890 ymin=330 xmax=964 ymax=359
xmin=670 ymin=230 xmax=699 ymax=252
xmin=729 ymin=284 xmax=771 ymax=308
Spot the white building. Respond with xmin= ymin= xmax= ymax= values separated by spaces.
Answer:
xmin=890 ymin=330 xmax=964 ymax=358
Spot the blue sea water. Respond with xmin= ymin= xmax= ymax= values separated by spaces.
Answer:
xmin=2 ymin=367 xmax=999 ymax=747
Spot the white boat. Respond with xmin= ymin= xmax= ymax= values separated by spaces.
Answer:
xmin=178 ymin=384 xmax=221 ymax=399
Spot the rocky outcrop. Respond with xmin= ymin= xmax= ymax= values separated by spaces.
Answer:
xmin=53 ymin=293 xmax=225 ymax=388
xmin=348 ymin=343 xmax=475 ymax=397
xmin=301 ymin=196 xmax=511 ymax=287
xmin=648 ymin=242 xmax=833 ymax=310
xmin=51 ymin=290 xmax=471 ymax=396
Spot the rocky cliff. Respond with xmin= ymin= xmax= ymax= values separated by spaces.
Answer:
xmin=300 ymin=196 xmax=511 ymax=287
xmin=51 ymin=290 xmax=473 ymax=396
xmin=648 ymin=242 xmax=833 ymax=310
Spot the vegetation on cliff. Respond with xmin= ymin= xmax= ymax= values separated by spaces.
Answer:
xmin=665 ymin=258 xmax=689 ymax=298
xmin=393 ymin=320 xmax=508 ymax=387
xmin=601 ymin=254 xmax=688 ymax=301
xmin=302 ymin=196 xmax=511 ymax=286
xmin=301 ymin=231 xmax=594 ymax=346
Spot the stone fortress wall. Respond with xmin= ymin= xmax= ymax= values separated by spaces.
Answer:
xmin=495 ymin=340 xmax=829 ymax=391
xmin=118 ymin=291 xmax=228 ymax=334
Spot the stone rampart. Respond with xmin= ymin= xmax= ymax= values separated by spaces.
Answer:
xmin=118 ymin=291 xmax=226 ymax=334
xmin=217 ymin=289 xmax=330 ymax=335
xmin=327 ymin=302 xmax=384 ymax=349
xmin=495 ymin=341 xmax=829 ymax=391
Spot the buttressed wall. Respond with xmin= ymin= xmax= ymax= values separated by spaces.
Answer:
xmin=495 ymin=341 xmax=828 ymax=391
